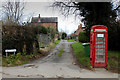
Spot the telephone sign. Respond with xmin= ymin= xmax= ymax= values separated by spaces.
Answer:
xmin=90 ymin=25 xmax=108 ymax=68
xmin=97 ymin=34 xmax=104 ymax=37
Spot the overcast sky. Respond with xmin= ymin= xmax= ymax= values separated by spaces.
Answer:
xmin=22 ymin=2 xmax=84 ymax=35
xmin=0 ymin=0 xmax=119 ymax=34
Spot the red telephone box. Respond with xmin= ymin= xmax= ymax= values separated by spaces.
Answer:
xmin=90 ymin=25 xmax=107 ymax=68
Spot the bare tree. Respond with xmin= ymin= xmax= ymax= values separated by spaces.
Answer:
xmin=2 ymin=0 xmax=25 ymax=25
xmin=25 ymin=13 xmax=34 ymax=23
xmin=112 ymin=0 xmax=120 ymax=20
xmin=52 ymin=2 xmax=80 ymax=17
xmin=115 ymin=2 xmax=120 ymax=20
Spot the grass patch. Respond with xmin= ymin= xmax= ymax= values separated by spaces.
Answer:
xmin=71 ymin=42 xmax=120 ymax=73
xmin=2 ymin=52 xmax=42 ymax=67
xmin=41 ymin=40 xmax=61 ymax=51
xmin=71 ymin=42 xmax=91 ymax=69
xmin=58 ymin=49 xmax=64 ymax=57
xmin=106 ymin=51 xmax=120 ymax=73
xmin=54 ymin=40 xmax=60 ymax=45
xmin=51 ymin=40 xmax=60 ymax=49
xmin=68 ymin=39 xmax=74 ymax=42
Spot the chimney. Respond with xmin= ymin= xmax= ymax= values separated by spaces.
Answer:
xmin=38 ymin=14 xmax=40 ymax=22
xmin=78 ymin=24 xmax=82 ymax=29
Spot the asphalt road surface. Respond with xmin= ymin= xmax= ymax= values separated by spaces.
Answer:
xmin=1 ymin=40 xmax=119 ymax=78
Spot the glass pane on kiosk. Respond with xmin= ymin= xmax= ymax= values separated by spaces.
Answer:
xmin=95 ymin=34 xmax=105 ymax=63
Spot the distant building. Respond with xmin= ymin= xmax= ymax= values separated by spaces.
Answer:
xmin=72 ymin=24 xmax=86 ymax=41
xmin=31 ymin=14 xmax=58 ymax=31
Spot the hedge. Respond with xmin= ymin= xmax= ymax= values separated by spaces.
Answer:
xmin=78 ymin=32 xmax=89 ymax=43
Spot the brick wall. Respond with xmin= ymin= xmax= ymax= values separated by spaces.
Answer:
xmin=74 ymin=24 xmax=84 ymax=41
xmin=75 ymin=24 xmax=83 ymax=36
xmin=31 ymin=22 xmax=58 ymax=31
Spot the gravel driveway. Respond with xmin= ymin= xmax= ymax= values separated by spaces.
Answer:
xmin=1 ymin=40 xmax=119 ymax=78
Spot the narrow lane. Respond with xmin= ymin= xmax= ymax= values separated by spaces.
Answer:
xmin=2 ymin=40 xmax=118 ymax=78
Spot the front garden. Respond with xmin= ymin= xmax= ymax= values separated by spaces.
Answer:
xmin=71 ymin=42 xmax=120 ymax=73
xmin=2 ymin=40 xmax=60 ymax=67
xmin=2 ymin=23 xmax=60 ymax=67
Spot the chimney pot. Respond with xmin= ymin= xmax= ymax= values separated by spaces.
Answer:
xmin=38 ymin=14 xmax=40 ymax=22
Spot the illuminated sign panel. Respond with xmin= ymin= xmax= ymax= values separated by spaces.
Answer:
xmin=95 ymin=29 xmax=106 ymax=31
xmin=97 ymin=34 xmax=104 ymax=37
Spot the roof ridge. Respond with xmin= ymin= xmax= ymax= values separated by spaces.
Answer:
xmin=33 ymin=17 xmax=57 ymax=18
xmin=31 ymin=16 xmax=58 ymax=23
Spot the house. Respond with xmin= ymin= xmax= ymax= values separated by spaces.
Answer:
xmin=72 ymin=24 xmax=86 ymax=41
xmin=31 ymin=14 xmax=58 ymax=40
xmin=31 ymin=14 xmax=58 ymax=31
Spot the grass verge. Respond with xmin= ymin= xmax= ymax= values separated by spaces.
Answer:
xmin=51 ymin=40 xmax=60 ymax=49
xmin=106 ymin=51 xmax=120 ymax=73
xmin=71 ymin=42 xmax=91 ymax=69
xmin=58 ymin=49 xmax=64 ymax=57
xmin=72 ymin=42 xmax=120 ymax=73
xmin=68 ymin=39 xmax=74 ymax=42
xmin=2 ymin=52 xmax=42 ymax=67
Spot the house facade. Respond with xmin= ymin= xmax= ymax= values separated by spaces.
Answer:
xmin=72 ymin=24 xmax=86 ymax=41
xmin=31 ymin=14 xmax=58 ymax=41
xmin=31 ymin=14 xmax=58 ymax=31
